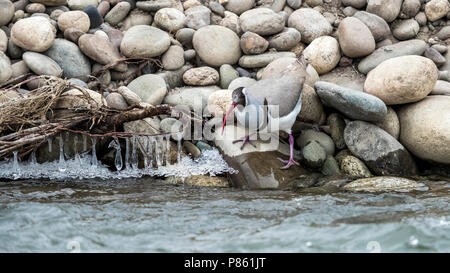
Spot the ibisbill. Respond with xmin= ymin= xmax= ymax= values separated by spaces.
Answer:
xmin=222 ymin=56 xmax=307 ymax=169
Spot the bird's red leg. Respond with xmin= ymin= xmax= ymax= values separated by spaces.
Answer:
xmin=278 ymin=134 xmax=300 ymax=169
xmin=232 ymin=133 xmax=256 ymax=150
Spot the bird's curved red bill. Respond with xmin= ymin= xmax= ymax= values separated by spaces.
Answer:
xmin=222 ymin=102 xmax=238 ymax=134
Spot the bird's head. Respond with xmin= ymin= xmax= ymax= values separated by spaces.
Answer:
xmin=222 ymin=87 xmax=245 ymax=134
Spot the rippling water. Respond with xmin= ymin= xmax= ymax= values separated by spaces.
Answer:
xmin=0 ymin=178 xmax=449 ymax=253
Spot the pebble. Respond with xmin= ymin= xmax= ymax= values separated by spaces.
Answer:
xmin=343 ymin=177 xmax=427 ymax=193
xmin=287 ymin=0 xmax=302 ymax=9
xmin=58 ymin=11 xmax=90 ymax=33
xmin=127 ymin=74 xmax=167 ymax=106
xmin=302 ymin=140 xmax=327 ymax=169
xmin=374 ymin=107 xmax=400 ymax=139
xmin=97 ymin=1 xmax=110 ymax=17
xmin=297 ymin=129 xmax=335 ymax=156
xmin=183 ymin=141 xmax=202 ymax=158
xmin=220 ymin=11 xmax=241 ymax=34
xmin=10 ymin=60 xmax=29 ymax=78
xmin=117 ymin=86 xmax=141 ymax=105
xmin=321 ymin=155 xmax=341 ymax=176
xmin=224 ymin=0 xmax=255 ymax=15
xmin=106 ymin=92 xmax=128 ymax=110
xmin=183 ymin=66 xmax=219 ymax=86
xmin=0 ymin=51 xmax=12 ymax=84
xmin=121 ymin=10 xmax=152 ymax=31
xmin=338 ymin=17 xmax=376 ymax=58
xmin=238 ymin=51 xmax=296 ymax=68
xmin=303 ymin=36 xmax=340 ymax=74
xmin=340 ymin=155 xmax=373 ymax=178
xmin=400 ymin=0 xmax=421 ymax=19
xmin=154 ymin=7 xmax=186 ymax=32
xmin=240 ymin=31 xmax=269 ymax=55
xmin=207 ymin=89 xmax=232 ymax=117
xmin=23 ymin=51 xmax=63 ymax=77
xmin=120 ymin=25 xmax=170 ymax=58
xmin=0 ymin=0 xmax=14 ymax=27
xmin=392 ymin=19 xmax=419 ymax=40
xmin=161 ymin=45 xmax=185 ymax=71
xmin=163 ymin=86 xmax=220 ymax=110
xmin=26 ymin=3 xmax=46 ymax=14
xmin=425 ymin=0 xmax=450 ymax=22
xmin=366 ymin=0 xmax=403 ymax=23
xmin=424 ymin=46 xmax=446 ymax=66
xmin=219 ymin=64 xmax=239 ymax=89
xmin=298 ymin=85 xmax=324 ymax=125
xmin=327 ymin=113 xmax=346 ymax=150
xmin=82 ymin=5 xmax=103 ymax=29
xmin=431 ymin=80 xmax=450 ymax=95
xmin=342 ymin=0 xmax=366 ymax=9
xmin=268 ymin=28 xmax=301 ymax=51
xmin=240 ymin=8 xmax=285 ymax=36
xmin=104 ymin=1 xmax=131 ymax=26
xmin=67 ymin=0 xmax=98 ymax=10
xmin=185 ymin=5 xmax=211 ymax=30
xmin=0 ymin=29 xmax=6 ymax=53
xmin=364 ymin=55 xmax=438 ymax=105
xmin=288 ymin=8 xmax=332 ymax=44
xmin=11 ymin=16 xmax=56 ymax=52
xmin=353 ymin=11 xmax=391 ymax=42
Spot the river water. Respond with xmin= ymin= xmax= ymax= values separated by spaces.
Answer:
xmin=0 ymin=177 xmax=449 ymax=253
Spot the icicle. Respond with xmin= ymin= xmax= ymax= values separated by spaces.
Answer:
xmin=147 ymin=136 xmax=153 ymax=168
xmin=12 ymin=151 xmax=20 ymax=176
xmin=74 ymin=135 xmax=82 ymax=166
xmin=58 ymin=135 xmax=66 ymax=172
xmin=48 ymin=138 xmax=52 ymax=153
xmin=91 ymin=136 xmax=98 ymax=168
xmin=177 ymin=134 xmax=182 ymax=164
xmin=125 ymin=137 xmax=130 ymax=169
xmin=83 ymin=134 xmax=87 ymax=152
xmin=30 ymin=150 xmax=37 ymax=165
xmin=165 ymin=134 xmax=171 ymax=166
xmin=108 ymin=137 xmax=123 ymax=171
xmin=131 ymin=136 xmax=138 ymax=170
xmin=154 ymin=137 xmax=161 ymax=167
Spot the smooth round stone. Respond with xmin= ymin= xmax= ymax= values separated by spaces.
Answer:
xmin=224 ymin=0 xmax=254 ymax=15
xmin=161 ymin=45 xmax=184 ymax=71
xmin=288 ymin=8 xmax=332 ymax=44
xmin=78 ymin=34 xmax=126 ymax=72
xmin=154 ymin=7 xmax=186 ymax=32
xmin=11 ymin=60 xmax=29 ymax=78
xmin=67 ymin=78 xmax=88 ymax=88
xmin=326 ymin=113 xmax=346 ymax=150
xmin=220 ymin=64 xmax=239 ymax=89
xmin=23 ymin=51 xmax=62 ymax=77
xmin=117 ymin=86 xmax=141 ymax=105
xmin=183 ymin=141 xmax=201 ymax=158
xmin=364 ymin=55 xmax=438 ymax=105
xmin=315 ymin=81 xmax=387 ymax=122
xmin=240 ymin=32 xmax=269 ymax=55
xmin=220 ymin=11 xmax=241 ymax=34
xmin=425 ymin=0 xmax=450 ymax=22
xmin=431 ymin=80 xmax=450 ymax=95
xmin=238 ymin=51 xmax=296 ymax=68
xmin=415 ymin=12 xmax=427 ymax=26
xmin=338 ymin=17 xmax=376 ymax=58
xmin=228 ymin=77 xmax=256 ymax=90
xmin=342 ymin=0 xmax=366 ymax=9
xmin=11 ymin=17 xmax=56 ymax=52
xmin=120 ymin=25 xmax=170 ymax=58
xmin=302 ymin=140 xmax=327 ymax=168
xmin=321 ymin=155 xmax=341 ymax=176
xmin=175 ymin=28 xmax=195 ymax=48
xmin=0 ymin=52 xmax=11 ymax=84
xmin=64 ymin=27 xmax=84 ymax=44
xmin=127 ymin=74 xmax=167 ymax=105
xmin=193 ymin=25 xmax=241 ymax=67
xmin=366 ymin=0 xmax=403 ymax=23
xmin=83 ymin=5 xmax=103 ymax=29
xmin=357 ymin=39 xmax=428 ymax=74
xmin=106 ymin=92 xmax=128 ymax=110
xmin=68 ymin=0 xmax=98 ymax=10
xmin=400 ymin=0 xmax=421 ymax=18
xmin=398 ymin=96 xmax=450 ymax=164
xmin=340 ymin=155 xmax=373 ymax=178
xmin=101 ymin=27 xmax=123 ymax=49
xmin=104 ymin=1 xmax=131 ymax=26
xmin=297 ymin=84 xmax=324 ymax=124
xmin=26 ymin=3 xmax=46 ymax=14
xmin=0 ymin=29 xmax=7 ymax=52
xmin=298 ymin=128 xmax=335 ymax=157
xmin=207 ymin=89 xmax=232 ymax=117
xmin=303 ymin=36 xmax=340 ymax=74
xmin=353 ymin=11 xmax=391 ymax=42
xmin=185 ymin=5 xmax=211 ymax=30
xmin=183 ymin=49 xmax=196 ymax=61
xmin=239 ymin=8 xmax=285 ymax=36
xmin=392 ymin=19 xmax=419 ymax=40
xmin=121 ymin=9 xmax=152 ymax=31
xmin=44 ymin=38 xmax=91 ymax=81
xmin=287 ymin=0 xmax=302 ymax=9
xmin=268 ymin=28 xmax=301 ymax=51
xmin=7 ymin=39 xmax=22 ymax=59
xmin=30 ymin=0 xmax=67 ymax=6
xmin=343 ymin=177 xmax=426 ymax=193
xmin=209 ymin=1 xmax=225 ymax=16
xmin=344 ymin=120 xmax=417 ymax=176
xmin=58 ymin=11 xmax=90 ymax=32
xmin=424 ymin=47 xmax=446 ymax=66
xmin=374 ymin=107 xmax=400 ymax=139
xmin=0 ymin=0 xmax=14 ymax=27
xmin=183 ymin=66 xmax=219 ymax=86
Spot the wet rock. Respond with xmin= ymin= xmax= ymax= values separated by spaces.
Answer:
xmin=353 ymin=11 xmax=391 ymax=42
xmin=358 ymin=39 xmax=428 ymax=74
xmin=0 ymin=52 xmax=12 ymax=84
xmin=220 ymin=64 xmax=239 ymax=89
xmin=240 ymin=31 xmax=269 ymax=55
xmin=297 ymin=129 xmax=335 ymax=156
xmin=392 ymin=19 xmax=419 ymax=40
xmin=288 ymin=8 xmax=332 ymax=44
xmin=78 ymin=34 xmax=126 ymax=72
xmin=154 ymin=7 xmax=186 ymax=32
xmin=374 ymin=107 xmax=400 ymax=139
xmin=321 ymin=155 xmax=341 ymax=176
xmin=127 ymin=74 xmax=167 ymax=106
xmin=398 ymin=95 xmax=450 ymax=164
xmin=216 ymin=125 xmax=308 ymax=189
xmin=366 ymin=0 xmax=403 ymax=23
xmin=327 ymin=113 xmax=346 ymax=150
xmin=239 ymin=51 xmax=296 ymax=68
xmin=58 ymin=11 xmax=90 ymax=32
xmin=161 ymin=45 xmax=185 ymax=71
xmin=183 ymin=141 xmax=201 ymax=158
xmin=11 ymin=16 xmax=56 ymax=52
xmin=106 ymin=92 xmax=128 ymax=110
xmin=120 ymin=25 xmax=170 ymax=58
xmin=193 ymin=25 xmax=241 ymax=67
xmin=240 ymin=8 xmax=285 ymax=36
xmin=424 ymin=0 xmax=450 ymax=22
xmin=0 ymin=0 xmax=14 ymax=27
xmin=364 ymin=55 xmax=438 ymax=105
xmin=23 ymin=52 xmax=62 ymax=77
xmin=343 ymin=176 xmax=427 ymax=193
xmin=228 ymin=77 xmax=256 ymax=90
xmin=268 ymin=27 xmax=301 ymax=51
xmin=431 ymin=80 xmax=450 ymax=95
xmin=83 ymin=5 xmax=103 ymax=29
xmin=207 ymin=89 xmax=232 ymax=117
xmin=424 ymin=47 xmax=446 ymax=66
xmin=315 ymin=81 xmax=387 ymax=122
xmin=163 ymin=85 xmax=220 ymax=110
xmin=183 ymin=66 xmax=219 ymax=86
xmin=303 ymin=36 xmax=340 ymax=74
xmin=340 ymin=155 xmax=372 ymax=178
xmin=185 ymin=5 xmax=210 ymax=30
xmin=104 ymin=1 xmax=130 ymax=26
xmin=338 ymin=17 xmax=376 ymax=58
xmin=344 ymin=120 xmax=417 ymax=176
xmin=45 ymin=38 xmax=91 ymax=81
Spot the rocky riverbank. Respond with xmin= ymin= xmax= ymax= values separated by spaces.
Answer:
xmin=0 ymin=0 xmax=449 ymax=192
